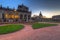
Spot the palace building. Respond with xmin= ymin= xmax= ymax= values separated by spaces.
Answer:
xmin=0 ymin=4 xmax=31 ymax=22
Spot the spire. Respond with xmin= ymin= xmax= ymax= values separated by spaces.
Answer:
xmin=39 ymin=11 xmax=43 ymax=18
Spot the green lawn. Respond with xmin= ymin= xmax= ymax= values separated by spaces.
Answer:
xmin=0 ymin=24 xmax=24 ymax=34
xmin=32 ymin=23 xmax=57 ymax=29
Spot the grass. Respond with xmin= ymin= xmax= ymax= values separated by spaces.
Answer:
xmin=32 ymin=23 xmax=57 ymax=29
xmin=0 ymin=24 xmax=24 ymax=34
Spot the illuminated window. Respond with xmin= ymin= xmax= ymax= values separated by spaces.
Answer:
xmin=15 ymin=15 xmax=19 ymax=18
xmin=9 ymin=15 xmax=12 ymax=18
xmin=5 ymin=14 xmax=8 ymax=18
xmin=14 ymin=10 xmax=16 ymax=11
xmin=11 ymin=15 xmax=15 ymax=18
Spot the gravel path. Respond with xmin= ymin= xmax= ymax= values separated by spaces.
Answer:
xmin=0 ymin=24 xmax=60 ymax=40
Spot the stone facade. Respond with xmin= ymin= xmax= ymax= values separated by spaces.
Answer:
xmin=0 ymin=4 xmax=31 ymax=22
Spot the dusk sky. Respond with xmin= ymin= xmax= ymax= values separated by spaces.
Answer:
xmin=0 ymin=0 xmax=60 ymax=18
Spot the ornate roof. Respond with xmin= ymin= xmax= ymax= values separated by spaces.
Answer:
xmin=0 ymin=4 xmax=31 ymax=13
xmin=18 ymin=4 xmax=28 ymax=9
xmin=17 ymin=4 xmax=29 ymax=12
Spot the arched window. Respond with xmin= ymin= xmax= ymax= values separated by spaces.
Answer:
xmin=20 ymin=14 xmax=23 ymax=19
xmin=28 ymin=15 xmax=31 ymax=19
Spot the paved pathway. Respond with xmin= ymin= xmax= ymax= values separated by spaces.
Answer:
xmin=0 ymin=24 xmax=60 ymax=40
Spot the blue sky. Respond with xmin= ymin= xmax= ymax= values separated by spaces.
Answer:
xmin=0 ymin=0 xmax=60 ymax=18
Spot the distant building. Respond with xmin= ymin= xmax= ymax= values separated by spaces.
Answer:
xmin=52 ymin=15 xmax=60 ymax=22
xmin=31 ymin=11 xmax=43 ymax=22
xmin=0 ymin=4 xmax=31 ymax=22
xmin=31 ymin=11 xmax=52 ymax=22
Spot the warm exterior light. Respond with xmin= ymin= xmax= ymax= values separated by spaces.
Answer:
xmin=5 ymin=14 xmax=8 ymax=18
xmin=11 ymin=15 xmax=15 ymax=18
xmin=15 ymin=15 xmax=19 ymax=18
xmin=14 ymin=10 xmax=16 ymax=11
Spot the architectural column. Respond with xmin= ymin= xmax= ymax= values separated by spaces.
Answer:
xmin=18 ymin=14 xmax=20 ymax=22
xmin=29 ymin=15 xmax=31 ymax=21
xmin=23 ymin=14 xmax=24 ymax=21
xmin=23 ymin=14 xmax=24 ymax=19
xmin=26 ymin=15 xmax=28 ymax=22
